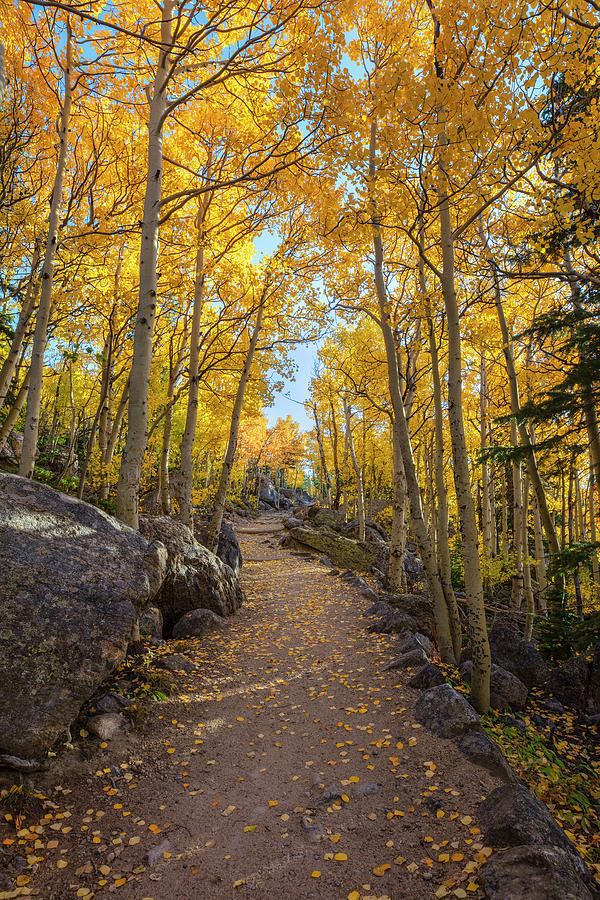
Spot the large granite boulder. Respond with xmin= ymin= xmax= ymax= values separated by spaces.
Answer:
xmin=414 ymin=683 xmax=482 ymax=739
xmin=488 ymin=616 xmax=549 ymax=688
xmin=479 ymin=783 xmax=592 ymax=884
xmin=172 ymin=608 xmax=226 ymax=639
xmin=480 ymin=845 xmax=597 ymax=900
xmin=548 ymin=654 xmax=590 ymax=711
xmin=258 ymin=476 xmax=278 ymax=507
xmin=460 ymin=661 xmax=528 ymax=712
xmin=307 ymin=506 xmax=347 ymax=530
xmin=0 ymin=473 xmax=167 ymax=758
xmin=195 ymin=519 xmax=242 ymax=574
xmin=139 ymin=516 xmax=244 ymax=634
xmin=288 ymin=525 xmax=383 ymax=571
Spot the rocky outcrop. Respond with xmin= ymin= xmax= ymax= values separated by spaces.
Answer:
xmin=460 ymin=661 xmax=528 ymax=712
xmin=288 ymin=525 xmax=384 ymax=571
xmin=488 ymin=616 xmax=549 ymax=688
xmin=480 ymin=845 xmax=597 ymax=900
xmin=413 ymin=683 xmax=482 ymax=739
xmin=549 ymin=654 xmax=591 ymax=712
xmin=139 ymin=606 xmax=164 ymax=639
xmin=172 ymin=608 xmax=226 ymax=639
xmin=0 ymin=473 xmax=167 ymax=758
xmin=195 ymin=519 xmax=242 ymax=574
xmin=139 ymin=516 xmax=244 ymax=634
xmin=479 ymin=783 xmax=597 ymax=895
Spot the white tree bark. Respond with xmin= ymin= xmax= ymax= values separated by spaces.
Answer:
xmin=116 ymin=0 xmax=173 ymax=526
xmin=343 ymin=397 xmax=365 ymax=542
xmin=19 ymin=23 xmax=73 ymax=478
xmin=368 ymin=121 xmax=457 ymax=664
xmin=437 ymin=134 xmax=490 ymax=711
xmin=206 ymin=286 xmax=267 ymax=551
xmin=180 ymin=195 xmax=210 ymax=530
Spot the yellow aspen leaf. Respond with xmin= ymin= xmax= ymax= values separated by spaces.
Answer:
xmin=373 ymin=863 xmax=391 ymax=876
xmin=311 ymin=871 xmax=321 ymax=878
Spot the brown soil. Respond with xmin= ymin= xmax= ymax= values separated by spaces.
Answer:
xmin=6 ymin=514 xmax=500 ymax=900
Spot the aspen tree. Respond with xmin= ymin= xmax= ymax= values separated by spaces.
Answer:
xmin=19 ymin=20 xmax=73 ymax=478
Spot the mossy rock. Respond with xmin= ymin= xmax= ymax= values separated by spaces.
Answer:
xmin=288 ymin=526 xmax=380 ymax=571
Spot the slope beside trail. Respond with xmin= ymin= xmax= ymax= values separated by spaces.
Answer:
xmin=30 ymin=513 xmax=499 ymax=900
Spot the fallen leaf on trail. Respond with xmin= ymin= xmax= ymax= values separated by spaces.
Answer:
xmin=373 ymin=863 xmax=391 ymax=876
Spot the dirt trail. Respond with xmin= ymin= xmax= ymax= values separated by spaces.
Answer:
xmin=28 ymin=514 xmax=498 ymax=900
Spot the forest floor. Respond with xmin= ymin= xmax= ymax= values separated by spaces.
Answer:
xmin=3 ymin=514 xmax=503 ymax=900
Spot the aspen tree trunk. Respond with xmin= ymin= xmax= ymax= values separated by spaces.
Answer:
xmin=313 ymin=403 xmax=332 ymax=507
xmin=424 ymin=294 xmax=459 ymax=652
xmin=19 ymin=23 xmax=73 ymax=478
xmin=206 ymin=287 xmax=267 ymax=551
xmin=502 ymin=472 xmax=509 ymax=563
xmin=0 ymin=371 xmax=30 ymax=450
xmin=480 ymin=220 xmax=561 ymax=565
xmin=116 ymin=1 xmax=173 ymax=527
xmin=368 ymin=121 xmax=457 ymax=664
xmin=522 ymin=475 xmax=535 ymax=640
xmin=480 ymin=353 xmax=493 ymax=578
xmin=0 ymin=243 xmax=42 ymax=410
xmin=388 ymin=421 xmax=408 ymax=592
xmin=568 ymin=457 xmax=584 ymax=616
xmin=64 ymin=359 xmax=77 ymax=477
xmin=160 ymin=377 xmax=176 ymax=514
xmin=99 ymin=375 xmax=130 ymax=500
xmin=329 ymin=399 xmax=342 ymax=510
xmin=532 ymin=492 xmax=548 ymax=612
xmin=180 ymin=196 xmax=209 ymax=529
xmin=510 ymin=418 xmax=524 ymax=609
xmin=438 ymin=141 xmax=489 ymax=709
xmin=343 ymin=398 xmax=365 ymax=541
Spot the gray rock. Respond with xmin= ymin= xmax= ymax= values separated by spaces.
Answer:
xmin=353 ymin=781 xmax=382 ymax=796
xmin=479 ymin=845 xmax=596 ymax=900
xmin=289 ymin=525 xmax=382 ymax=572
xmin=172 ymin=608 xmax=225 ymax=639
xmin=155 ymin=653 xmax=197 ymax=674
xmin=139 ymin=605 xmax=163 ymax=639
xmin=408 ymin=664 xmax=446 ymax=690
xmin=460 ymin=661 xmax=528 ymax=712
xmin=488 ymin=616 xmax=549 ymax=688
xmin=319 ymin=556 xmax=332 ymax=567
xmin=370 ymin=609 xmax=419 ymax=635
xmin=549 ymin=655 xmax=590 ymax=711
xmin=147 ymin=839 xmax=171 ymax=867
xmin=87 ymin=713 xmax=128 ymax=741
xmin=216 ymin=521 xmax=242 ymax=574
xmin=94 ymin=693 xmax=128 ymax=714
xmin=258 ymin=476 xmax=278 ymax=507
xmin=479 ymin=784 xmax=590 ymax=881
xmin=317 ymin=783 xmax=344 ymax=804
xmin=384 ymin=648 xmax=429 ymax=670
xmin=0 ymin=473 xmax=166 ymax=758
xmin=398 ymin=633 xmax=432 ymax=656
xmin=403 ymin=550 xmax=425 ymax=584
xmin=284 ymin=516 xmax=304 ymax=529
xmin=139 ymin=516 xmax=244 ymax=633
xmin=362 ymin=601 xmax=394 ymax=618
xmin=384 ymin=592 xmax=434 ymax=623
xmin=414 ymin=683 xmax=481 ymax=739
xmin=307 ymin=506 xmax=347 ymax=530
xmin=457 ymin=731 xmax=515 ymax=781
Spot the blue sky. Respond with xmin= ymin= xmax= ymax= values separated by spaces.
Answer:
xmin=266 ymin=341 xmax=317 ymax=431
